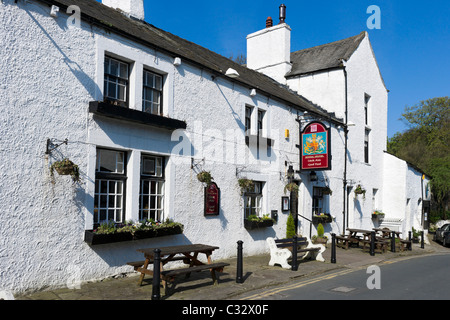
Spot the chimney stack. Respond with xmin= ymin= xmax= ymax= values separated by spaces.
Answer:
xmin=102 ymin=0 xmax=145 ymax=20
xmin=246 ymin=4 xmax=291 ymax=84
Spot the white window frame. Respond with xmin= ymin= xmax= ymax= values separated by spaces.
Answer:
xmin=139 ymin=155 xmax=165 ymax=222
xmin=94 ymin=149 xmax=127 ymax=225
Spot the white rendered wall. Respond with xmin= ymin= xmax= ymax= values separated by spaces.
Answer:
xmin=0 ymin=0 xmax=318 ymax=295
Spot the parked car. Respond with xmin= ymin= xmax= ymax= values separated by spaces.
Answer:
xmin=434 ymin=224 xmax=450 ymax=247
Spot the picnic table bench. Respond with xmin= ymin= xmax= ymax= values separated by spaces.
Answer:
xmin=267 ymin=236 xmax=325 ymax=270
xmin=128 ymin=244 xmax=229 ymax=295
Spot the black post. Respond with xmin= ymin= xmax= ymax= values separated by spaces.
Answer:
xmin=409 ymin=231 xmax=412 ymax=251
xmin=151 ymin=248 xmax=161 ymax=300
xmin=421 ymin=231 xmax=424 ymax=249
xmin=391 ymin=231 xmax=396 ymax=252
xmin=236 ymin=240 xmax=244 ymax=283
xmin=331 ymin=233 xmax=336 ymax=263
xmin=370 ymin=231 xmax=375 ymax=256
xmin=292 ymin=236 xmax=298 ymax=271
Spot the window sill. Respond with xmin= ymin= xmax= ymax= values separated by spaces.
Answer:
xmin=84 ymin=225 xmax=183 ymax=246
xmin=89 ymin=101 xmax=187 ymax=131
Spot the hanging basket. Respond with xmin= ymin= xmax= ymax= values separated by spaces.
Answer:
xmin=51 ymin=158 xmax=80 ymax=182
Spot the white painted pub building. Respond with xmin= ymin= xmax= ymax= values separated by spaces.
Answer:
xmin=0 ymin=0 xmax=431 ymax=294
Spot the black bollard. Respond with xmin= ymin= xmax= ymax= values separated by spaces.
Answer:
xmin=292 ymin=236 xmax=298 ymax=271
xmin=236 ymin=240 xmax=244 ymax=283
xmin=151 ymin=248 xmax=161 ymax=300
xmin=421 ymin=231 xmax=424 ymax=249
xmin=370 ymin=231 xmax=375 ymax=256
xmin=409 ymin=231 xmax=412 ymax=251
xmin=391 ymin=231 xmax=396 ymax=252
xmin=331 ymin=233 xmax=336 ymax=263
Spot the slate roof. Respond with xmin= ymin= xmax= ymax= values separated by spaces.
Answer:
xmin=287 ymin=32 xmax=366 ymax=77
xmin=37 ymin=0 xmax=343 ymax=124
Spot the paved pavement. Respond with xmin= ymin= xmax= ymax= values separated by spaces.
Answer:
xmin=16 ymin=235 xmax=449 ymax=300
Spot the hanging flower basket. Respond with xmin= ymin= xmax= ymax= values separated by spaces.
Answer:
xmin=354 ymin=184 xmax=366 ymax=199
xmin=284 ymin=182 xmax=299 ymax=195
xmin=50 ymin=158 xmax=80 ymax=182
xmin=238 ymin=178 xmax=254 ymax=194
xmin=197 ymin=170 xmax=213 ymax=185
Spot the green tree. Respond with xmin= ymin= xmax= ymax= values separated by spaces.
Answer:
xmin=388 ymin=97 xmax=450 ymax=216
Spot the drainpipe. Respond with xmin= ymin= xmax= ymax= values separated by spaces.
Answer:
xmin=342 ymin=66 xmax=349 ymax=235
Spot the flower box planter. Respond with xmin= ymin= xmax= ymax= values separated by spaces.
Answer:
xmin=84 ymin=231 xmax=133 ymax=245
xmin=372 ymin=213 xmax=385 ymax=220
xmin=84 ymin=224 xmax=183 ymax=245
xmin=312 ymin=214 xmax=332 ymax=224
xmin=244 ymin=219 xmax=274 ymax=230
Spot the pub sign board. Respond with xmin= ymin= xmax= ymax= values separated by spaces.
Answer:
xmin=204 ymin=182 xmax=220 ymax=216
xmin=301 ymin=121 xmax=331 ymax=171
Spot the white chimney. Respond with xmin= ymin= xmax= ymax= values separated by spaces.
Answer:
xmin=246 ymin=4 xmax=291 ymax=84
xmin=102 ymin=0 xmax=145 ymax=20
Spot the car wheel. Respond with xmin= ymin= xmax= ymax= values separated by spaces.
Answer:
xmin=444 ymin=237 xmax=448 ymax=247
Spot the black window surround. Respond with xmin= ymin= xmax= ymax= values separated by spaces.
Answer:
xmin=89 ymin=101 xmax=187 ymax=131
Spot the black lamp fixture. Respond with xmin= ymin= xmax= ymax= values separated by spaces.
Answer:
xmin=310 ymin=171 xmax=317 ymax=182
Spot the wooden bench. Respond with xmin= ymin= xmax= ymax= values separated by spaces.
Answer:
xmin=361 ymin=238 xmax=389 ymax=253
xmin=336 ymin=235 xmax=350 ymax=249
xmin=126 ymin=256 xmax=188 ymax=271
xmin=267 ymin=236 xmax=325 ymax=270
xmin=400 ymin=239 xmax=412 ymax=252
xmin=160 ymin=262 xmax=230 ymax=294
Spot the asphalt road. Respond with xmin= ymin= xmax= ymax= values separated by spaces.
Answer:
xmin=242 ymin=253 xmax=450 ymax=300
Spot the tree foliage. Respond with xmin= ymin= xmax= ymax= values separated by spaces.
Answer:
xmin=387 ymin=97 xmax=449 ymax=215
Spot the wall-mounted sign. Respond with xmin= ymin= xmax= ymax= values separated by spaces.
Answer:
xmin=301 ymin=121 xmax=331 ymax=171
xmin=204 ymin=182 xmax=220 ymax=216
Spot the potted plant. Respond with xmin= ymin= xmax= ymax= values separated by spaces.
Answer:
xmin=412 ymin=227 xmax=421 ymax=243
xmin=197 ymin=170 xmax=213 ymax=185
xmin=312 ymin=223 xmax=328 ymax=246
xmin=238 ymin=178 xmax=254 ymax=194
xmin=354 ymin=184 xmax=366 ymax=199
xmin=50 ymin=158 xmax=80 ymax=182
xmin=244 ymin=214 xmax=274 ymax=230
xmin=372 ymin=210 xmax=385 ymax=219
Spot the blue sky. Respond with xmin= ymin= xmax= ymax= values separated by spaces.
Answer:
xmin=99 ymin=0 xmax=449 ymax=138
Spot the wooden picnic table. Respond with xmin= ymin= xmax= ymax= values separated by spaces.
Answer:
xmin=128 ymin=244 xmax=229 ymax=293
xmin=347 ymin=228 xmax=373 ymax=241
xmin=373 ymin=228 xmax=402 ymax=239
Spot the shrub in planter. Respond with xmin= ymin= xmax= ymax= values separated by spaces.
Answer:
xmin=312 ymin=223 xmax=328 ymax=245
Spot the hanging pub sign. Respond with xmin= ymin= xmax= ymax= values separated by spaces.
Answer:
xmin=204 ymin=182 xmax=220 ymax=216
xmin=301 ymin=121 xmax=331 ymax=171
